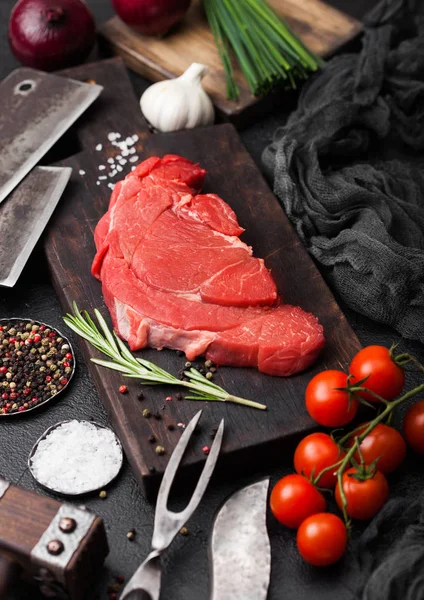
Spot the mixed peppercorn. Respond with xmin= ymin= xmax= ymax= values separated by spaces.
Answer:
xmin=0 ymin=319 xmax=74 ymax=415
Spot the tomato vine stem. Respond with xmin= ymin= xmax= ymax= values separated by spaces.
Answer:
xmin=316 ymin=382 xmax=424 ymax=525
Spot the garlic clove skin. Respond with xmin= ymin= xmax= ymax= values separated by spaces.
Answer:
xmin=140 ymin=62 xmax=215 ymax=133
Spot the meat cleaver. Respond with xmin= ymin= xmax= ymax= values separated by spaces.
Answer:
xmin=0 ymin=67 xmax=102 ymax=204
xmin=210 ymin=478 xmax=271 ymax=600
xmin=0 ymin=166 xmax=72 ymax=287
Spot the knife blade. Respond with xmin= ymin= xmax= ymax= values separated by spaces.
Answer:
xmin=0 ymin=166 xmax=72 ymax=288
xmin=210 ymin=478 xmax=271 ymax=600
xmin=0 ymin=67 xmax=102 ymax=205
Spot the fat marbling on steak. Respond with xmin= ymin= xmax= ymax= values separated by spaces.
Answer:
xmin=92 ymin=155 xmax=325 ymax=376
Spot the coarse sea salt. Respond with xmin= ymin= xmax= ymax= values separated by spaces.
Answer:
xmin=29 ymin=420 xmax=123 ymax=495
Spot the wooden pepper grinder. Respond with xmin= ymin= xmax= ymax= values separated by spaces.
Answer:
xmin=0 ymin=478 xmax=109 ymax=599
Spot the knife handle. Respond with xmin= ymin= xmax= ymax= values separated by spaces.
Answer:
xmin=0 ymin=554 xmax=21 ymax=597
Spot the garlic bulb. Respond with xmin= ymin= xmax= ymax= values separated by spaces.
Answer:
xmin=140 ymin=63 xmax=214 ymax=133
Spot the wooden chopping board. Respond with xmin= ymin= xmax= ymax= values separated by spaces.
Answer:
xmin=44 ymin=58 xmax=361 ymax=498
xmin=99 ymin=0 xmax=362 ymax=125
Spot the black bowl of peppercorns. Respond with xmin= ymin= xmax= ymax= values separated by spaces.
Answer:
xmin=0 ymin=318 xmax=76 ymax=417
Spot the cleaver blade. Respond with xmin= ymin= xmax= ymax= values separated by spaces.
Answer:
xmin=0 ymin=166 xmax=72 ymax=288
xmin=0 ymin=67 xmax=102 ymax=205
xmin=210 ymin=478 xmax=271 ymax=600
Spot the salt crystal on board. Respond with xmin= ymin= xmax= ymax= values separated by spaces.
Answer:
xmin=30 ymin=420 xmax=122 ymax=495
xmin=96 ymin=144 xmax=102 ymax=151
xmin=79 ymin=169 xmax=86 ymax=176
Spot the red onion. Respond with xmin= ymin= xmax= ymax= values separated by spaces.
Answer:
xmin=112 ymin=0 xmax=191 ymax=37
xmin=8 ymin=0 xmax=96 ymax=72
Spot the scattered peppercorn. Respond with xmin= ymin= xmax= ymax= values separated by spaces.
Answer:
xmin=99 ymin=490 xmax=107 ymax=499
xmin=184 ymin=361 xmax=192 ymax=368
xmin=155 ymin=445 xmax=165 ymax=455
xmin=180 ymin=527 xmax=189 ymax=536
xmin=167 ymin=424 xmax=175 ymax=431
xmin=202 ymin=446 xmax=210 ymax=455
xmin=206 ymin=372 xmax=213 ymax=380
xmin=153 ymin=412 xmax=162 ymax=420
xmin=176 ymin=393 xmax=182 ymax=400
xmin=148 ymin=466 xmax=156 ymax=474
xmin=118 ymin=385 xmax=128 ymax=394
xmin=176 ymin=350 xmax=184 ymax=356
xmin=204 ymin=360 xmax=213 ymax=368
xmin=127 ymin=529 xmax=135 ymax=541
xmin=142 ymin=409 xmax=151 ymax=418
xmin=165 ymin=396 xmax=172 ymax=401
xmin=210 ymin=367 xmax=217 ymax=373
xmin=148 ymin=434 xmax=156 ymax=443
xmin=137 ymin=391 xmax=144 ymax=400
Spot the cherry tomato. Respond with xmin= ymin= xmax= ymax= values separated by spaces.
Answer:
xmin=335 ymin=467 xmax=389 ymax=520
xmin=346 ymin=423 xmax=406 ymax=474
xmin=294 ymin=433 xmax=345 ymax=488
xmin=270 ymin=474 xmax=326 ymax=529
xmin=297 ymin=513 xmax=347 ymax=566
xmin=305 ymin=370 xmax=358 ymax=427
xmin=349 ymin=345 xmax=405 ymax=403
xmin=403 ymin=400 xmax=424 ymax=455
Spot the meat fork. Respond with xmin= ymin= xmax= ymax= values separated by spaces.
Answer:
xmin=120 ymin=410 xmax=224 ymax=600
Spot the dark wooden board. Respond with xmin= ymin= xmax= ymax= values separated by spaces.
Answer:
xmin=43 ymin=58 xmax=361 ymax=498
xmin=99 ymin=0 xmax=362 ymax=125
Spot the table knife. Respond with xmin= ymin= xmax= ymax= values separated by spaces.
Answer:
xmin=210 ymin=478 xmax=271 ymax=600
xmin=0 ymin=67 xmax=102 ymax=205
xmin=0 ymin=166 xmax=72 ymax=287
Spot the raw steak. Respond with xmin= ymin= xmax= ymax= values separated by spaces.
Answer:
xmin=92 ymin=155 xmax=325 ymax=376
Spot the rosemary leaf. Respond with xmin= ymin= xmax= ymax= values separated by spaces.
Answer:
xmin=63 ymin=304 xmax=267 ymax=411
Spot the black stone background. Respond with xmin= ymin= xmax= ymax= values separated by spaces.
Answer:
xmin=1 ymin=1 xmax=423 ymax=599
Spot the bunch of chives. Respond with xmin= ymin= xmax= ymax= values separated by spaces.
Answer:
xmin=204 ymin=0 xmax=324 ymax=101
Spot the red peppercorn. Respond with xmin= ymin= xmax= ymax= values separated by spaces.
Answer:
xmin=1 ymin=393 xmax=8 ymax=400
xmin=25 ymin=339 xmax=32 ymax=345
xmin=3 ymin=408 xmax=8 ymax=414
xmin=65 ymin=352 xmax=73 ymax=360
xmin=0 ymin=367 xmax=7 ymax=374
xmin=63 ymin=361 xmax=70 ymax=368
xmin=39 ymin=325 xmax=46 ymax=331
xmin=5 ymin=403 xmax=11 ymax=409
xmin=202 ymin=446 xmax=210 ymax=455
xmin=10 ymin=393 xmax=17 ymax=400
xmin=18 ymin=406 xmax=25 ymax=412
xmin=45 ymin=376 xmax=52 ymax=382
xmin=33 ymin=334 xmax=41 ymax=343
xmin=165 ymin=396 xmax=172 ymax=401
xmin=23 ymin=388 xmax=31 ymax=396
xmin=8 ymin=338 xmax=16 ymax=343
xmin=59 ymin=378 xmax=68 ymax=386
xmin=31 ymin=398 xmax=38 ymax=403
xmin=119 ymin=385 xmax=128 ymax=394
xmin=49 ymin=332 xmax=56 ymax=338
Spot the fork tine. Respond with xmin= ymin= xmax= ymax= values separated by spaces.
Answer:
xmin=155 ymin=410 xmax=203 ymax=516
xmin=178 ymin=418 xmax=224 ymax=522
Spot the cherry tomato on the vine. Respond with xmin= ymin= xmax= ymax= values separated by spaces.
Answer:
xmin=335 ymin=467 xmax=389 ymax=520
xmin=349 ymin=345 xmax=405 ymax=403
xmin=270 ymin=474 xmax=326 ymax=529
xmin=403 ymin=400 xmax=424 ymax=455
xmin=305 ymin=370 xmax=358 ymax=427
xmin=294 ymin=433 xmax=345 ymax=488
xmin=346 ymin=423 xmax=406 ymax=474
xmin=297 ymin=513 xmax=347 ymax=567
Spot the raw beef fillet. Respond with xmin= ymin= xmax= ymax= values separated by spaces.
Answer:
xmin=92 ymin=154 xmax=325 ymax=376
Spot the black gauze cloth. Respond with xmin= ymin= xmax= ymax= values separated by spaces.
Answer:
xmin=353 ymin=493 xmax=424 ymax=599
xmin=262 ymin=0 xmax=424 ymax=343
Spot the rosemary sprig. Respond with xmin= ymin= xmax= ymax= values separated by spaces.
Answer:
xmin=63 ymin=303 xmax=266 ymax=411
xmin=204 ymin=0 xmax=324 ymax=101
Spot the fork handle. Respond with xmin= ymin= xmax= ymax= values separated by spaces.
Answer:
xmin=120 ymin=551 xmax=162 ymax=600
